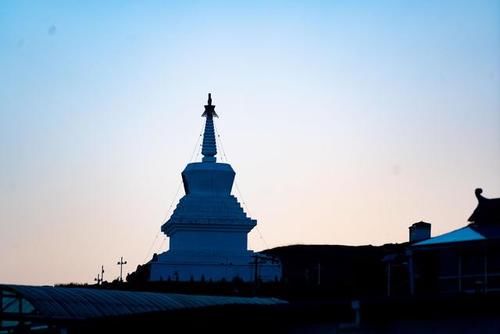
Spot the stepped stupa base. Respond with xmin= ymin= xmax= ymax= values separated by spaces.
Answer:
xmin=149 ymin=250 xmax=281 ymax=282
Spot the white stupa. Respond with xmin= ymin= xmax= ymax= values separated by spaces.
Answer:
xmin=149 ymin=94 xmax=281 ymax=282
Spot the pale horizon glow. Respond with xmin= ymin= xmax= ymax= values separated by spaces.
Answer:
xmin=1 ymin=0 xmax=499 ymax=285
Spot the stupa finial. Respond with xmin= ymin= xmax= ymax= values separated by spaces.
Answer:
xmin=202 ymin=93 xmax=218 ymax=118
xmin=201 ymin=93 xmax=217 ymax=162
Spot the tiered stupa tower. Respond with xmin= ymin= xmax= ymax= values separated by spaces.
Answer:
xmin=149 ymin=94 xmax=281 ymax=282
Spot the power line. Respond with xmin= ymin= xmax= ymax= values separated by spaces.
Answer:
xmin=143 ymin=121 xmax=204 ymax=263
xmin=214 ymin=124 xmax=270 ymax=250
xmin=156 ymin=236 xmax=167 ymax=254
xmin=143 ymin=232 xmax=161 ymax=263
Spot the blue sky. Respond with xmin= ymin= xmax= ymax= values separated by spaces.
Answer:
xmin=1 ymin=0 xmax=499 ymax=284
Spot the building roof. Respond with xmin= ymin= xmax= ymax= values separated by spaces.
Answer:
xmin=413 ymin=188 xmax=500 ymax=248
xmin=468 ymin=188 xmax=500 ymax=225
xmin=0 ymin=284 xmax=286 ymax=321
xmin=413 ymin=224 xmax=500 ymax=247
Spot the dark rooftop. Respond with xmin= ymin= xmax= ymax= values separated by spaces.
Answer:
xmin=468 ymin=188 xmax=500 ymax=225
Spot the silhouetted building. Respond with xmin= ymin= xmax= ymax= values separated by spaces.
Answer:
xmin=148 ymin=94 xmax=281 ymax=282
xmin=0 ymin=284 xmax=288 ymax=333
xmin=265 ymin=243 xmax=406 ymax=299
xmin=405 ymin=189 xmax=500 ymax=295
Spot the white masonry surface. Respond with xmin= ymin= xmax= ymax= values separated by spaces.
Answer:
xmin=149 ymin=94 xmax=281 ymax=282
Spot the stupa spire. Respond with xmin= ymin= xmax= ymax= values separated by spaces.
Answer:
xmin=201 ymin=93 xmax=218 ymax=162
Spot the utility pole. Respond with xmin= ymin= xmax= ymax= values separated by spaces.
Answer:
xmin=101 ymin=265 xmax=105 ymax=284
xmin=94 ymin=273 xmax=101 ymax=285
xmin=387 ymin=262 xmax=391 ymax=297
xmin=317 ymin=262 xmax=321 ymax=286
xmin=251 ymin=256 xmax=258 ymax=295
xmin=252 ymin=255 xmax=266 ymax=295
xmin=252 ymin=255 xmax=262 ymax=283
xmin=117 ymin=257 xmax=127 ymax=282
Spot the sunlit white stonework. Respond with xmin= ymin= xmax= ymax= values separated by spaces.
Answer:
xmin=149 ymin=94 xmax=281 ymax=282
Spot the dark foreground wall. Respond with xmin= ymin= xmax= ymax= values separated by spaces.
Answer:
xmin=6 ymin=295 xmax=500 ymax=333
xmin=29 ymin=303 xmax=350 ymax=334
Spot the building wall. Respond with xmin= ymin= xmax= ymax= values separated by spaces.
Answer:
xmin=413 ymin=242 xmax=500 ymax=295
xmin=169 ymin=230 xmax=248 ymax=253
xmin=149 ymin=256 xmax=281 ymax=282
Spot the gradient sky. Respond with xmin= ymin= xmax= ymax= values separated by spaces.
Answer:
xmin=1 ymin=0 xmax=499 ymax=285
